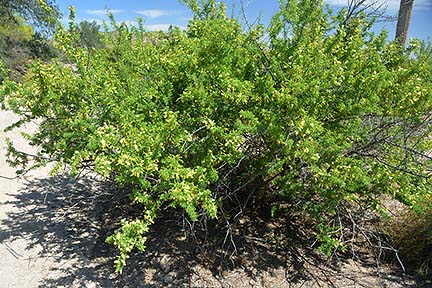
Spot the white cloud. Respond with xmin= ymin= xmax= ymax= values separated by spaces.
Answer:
xmin=143 ymin=24 xmax=187 ymax=31
xmin=180 ymin=16 xmax=193 ymax=22
xmin=136 ymin=9 xmax=177 ymax=18
xmin=324 ymin=0 xmax=432 ymax=12
xmin=413 ymin=0 xmax=432 ymax=10
xmin=86 ymin=9 xmax=123 ymax=16
xmin=69 ymin=20 xmax=186 ymax=31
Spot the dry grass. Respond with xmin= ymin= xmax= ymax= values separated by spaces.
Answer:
xmin=382 ymin=197 xmax=432 ymax=276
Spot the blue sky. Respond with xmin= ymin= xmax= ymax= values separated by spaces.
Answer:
xmin=56 ymin=0 xmax=432 ymax=42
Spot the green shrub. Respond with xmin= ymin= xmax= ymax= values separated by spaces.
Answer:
xmin=1 ymin=0 xmax=431 ymax=272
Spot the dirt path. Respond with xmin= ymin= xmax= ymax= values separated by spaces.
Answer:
xmin=0 ymin=111 xmax=81 ymax=287
xmin=0 ymin=111 xmax=56 ymax=287
xmin=0 ymin=110 xmax=120 ymax=288
xmin=0 ymin=109 xmax=428 ymax=287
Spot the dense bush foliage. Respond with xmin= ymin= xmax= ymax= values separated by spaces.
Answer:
xmin=1 ymin=0 xmax=431 ymax=272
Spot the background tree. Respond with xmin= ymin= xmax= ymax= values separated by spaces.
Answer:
xmin=0 ymin=0 xmax=60 ymax=31
xmin=343 ymin=0 xmax=397 ymax=24
xmin=0 ymin=0 xmax=59 ymax=81
xmin=77 ymin=20 xmax=104 ymax=50
xmin=395 ymin=0 xmax=414 ymax=45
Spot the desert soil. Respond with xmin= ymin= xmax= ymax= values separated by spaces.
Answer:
xmin=0 ymin=108 xmax=430 ymax=288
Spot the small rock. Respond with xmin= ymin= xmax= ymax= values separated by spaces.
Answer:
xmin=194 ymin=246 xmax=201 ymax=255
xmin=160 ymin=255 xmax=171 ymax=272
xmin=163 ymin=274 xmax=174 ymax=284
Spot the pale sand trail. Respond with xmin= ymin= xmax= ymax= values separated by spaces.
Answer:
xmin=0 ymin=110 xmax=91 ymax=288
xmin=0 ymin=110 xmax=51 ymax=287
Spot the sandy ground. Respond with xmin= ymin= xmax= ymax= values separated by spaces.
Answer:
xmin=0 ymin=110 xmax=118 ymax=288
xmin=0 ymin=109 xmax=430 ymax=288
xmin=0 ymin=111 xmax=71 ymax=287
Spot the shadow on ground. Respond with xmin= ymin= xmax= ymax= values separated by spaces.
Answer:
xmin=1 ymin=175 xmax=429 ymax=287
